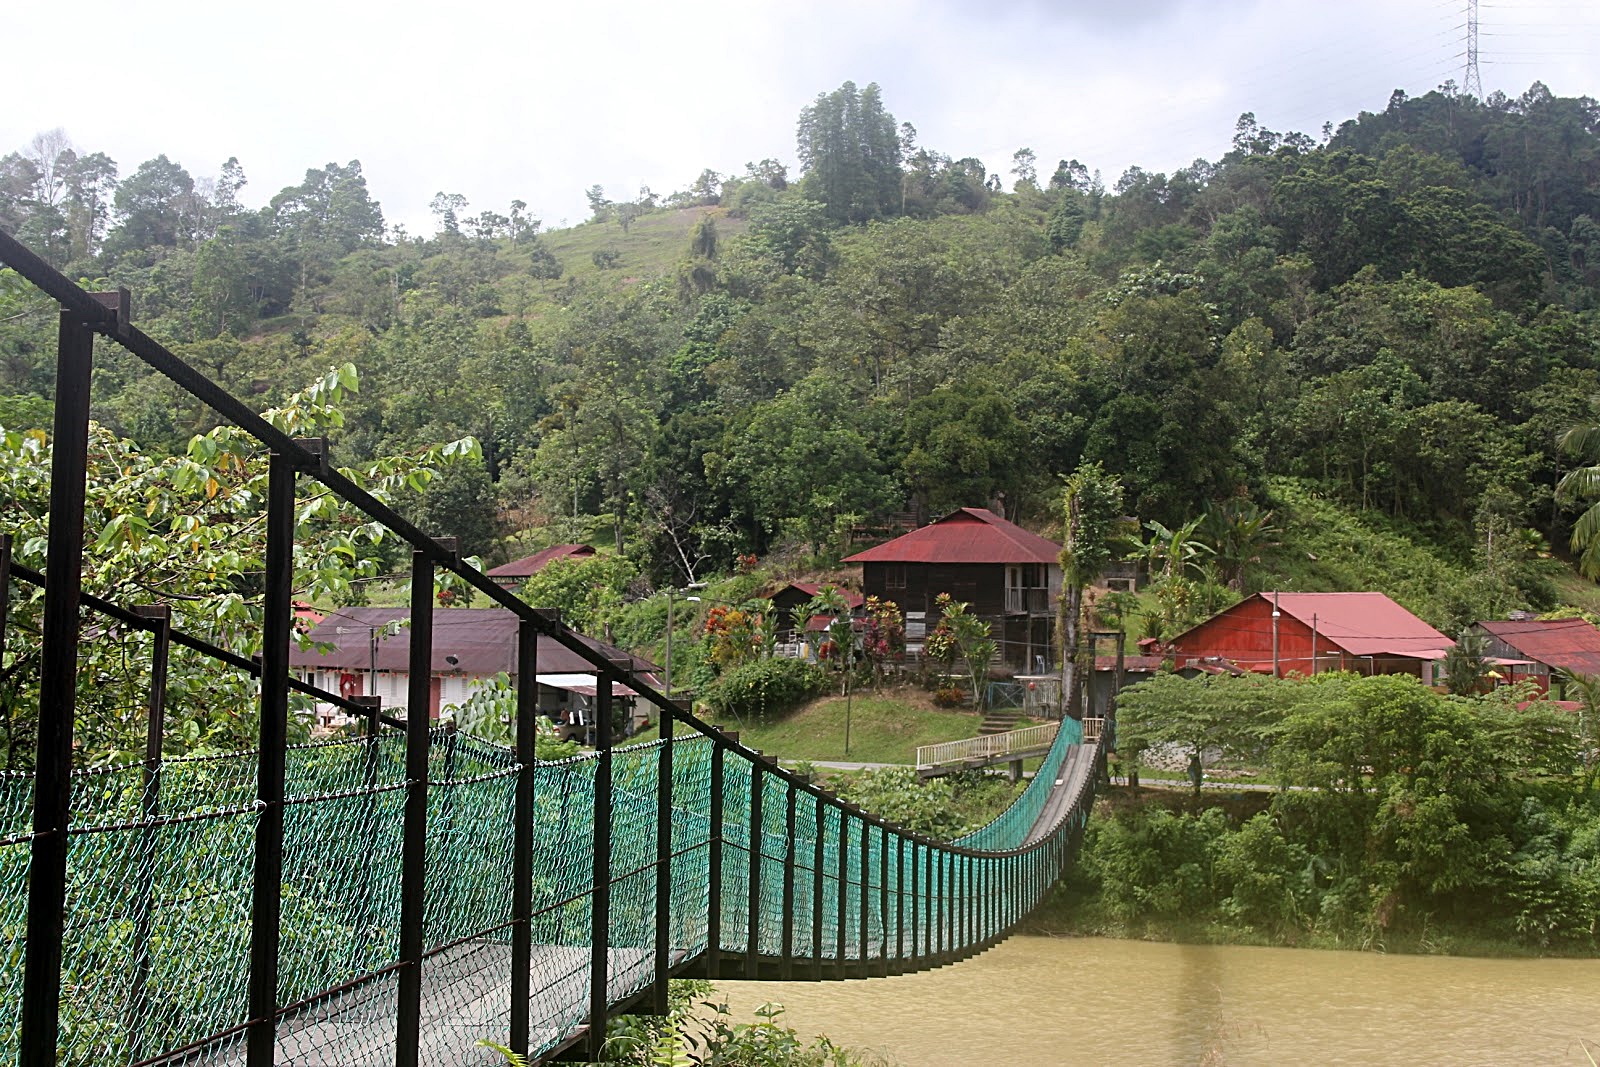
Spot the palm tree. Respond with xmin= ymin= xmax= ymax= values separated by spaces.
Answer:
xmin=1442 ymin=628 xmax=1491 ymax=696
xmin=1556 ymin=398 xmax=1600 ymax=577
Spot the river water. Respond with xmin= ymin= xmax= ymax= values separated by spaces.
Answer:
xmin=713 ymin=935 xmax=1600 ymax=1065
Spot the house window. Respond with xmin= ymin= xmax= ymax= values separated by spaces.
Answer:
xmin=885 ymin=564 xmax=907 ymax=590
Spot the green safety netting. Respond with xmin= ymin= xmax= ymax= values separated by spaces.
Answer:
xmin=0 ymin=718 xmax=1099 ymax=1066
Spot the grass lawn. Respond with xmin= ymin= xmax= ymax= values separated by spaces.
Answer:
xmin=628 ymin=688 xmax=987 ymax=765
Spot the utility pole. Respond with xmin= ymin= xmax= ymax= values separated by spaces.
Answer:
xmin=1271 ymin=591 xmax=1281 ymax=678
xmin=1464 ymin=0 xmax=1483 ymax=99
xmin=663 ymin=587 xmax=703 ymax=700
xmin=1310 ymin=613 xmax=1318 ymax=676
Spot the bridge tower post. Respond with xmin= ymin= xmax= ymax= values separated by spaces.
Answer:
xmin=19 ymin=308 xmax=95 ymax=1067
xmin=394 ymin=541 xmax=442 ymax=1067
xmin=245 ymin=448 xmax=302 ymax=1066
xmin=510 ymin=617 xmax=539 ymax=1054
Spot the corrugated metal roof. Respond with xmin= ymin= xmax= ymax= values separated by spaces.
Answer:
xmin=1479 ymin=617 xmax=1600 ymax=675
xmin=290 ymin=607 xmax=658 ymax=677
xmin=486 ymin=544 xmax=595 ymax=579
xmin=842 ymin=508 xmax=1061 ymax=565
xmin=1263 ymin=592 xmax=1450 ymax=657
xmin=1174 ymin=592 xmax=1451 ymax=658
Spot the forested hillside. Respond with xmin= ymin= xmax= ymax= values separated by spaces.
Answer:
xmin=4 ymin=80 xmax=1600 ymax=633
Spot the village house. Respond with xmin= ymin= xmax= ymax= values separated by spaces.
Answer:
xmin=1168 ymin=591 xmax=1453 ymax=682
xmin=767 ymin=581 xmax=865 ymax=646
xmin=843 ymin=507 xmax=1062 ymax=671
xmin=485 ymin=544 xmax=596 ymax=588
xmin=1471 ymin=617 xmax=1600 ymax=697
xmin=290 ymin=606 xmax=660 ymax=735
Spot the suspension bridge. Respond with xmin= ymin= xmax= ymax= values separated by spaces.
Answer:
xmin=0 ymin=229 xmax=1106 ymax=1066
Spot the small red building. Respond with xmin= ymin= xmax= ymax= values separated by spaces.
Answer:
xmin=1169 ymin=592 xmax=1453 ymax=681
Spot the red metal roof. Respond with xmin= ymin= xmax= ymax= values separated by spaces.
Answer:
xmin=1479 ymin=618 xmax=1600 ymax=676
xmin=842 ymin=508 xmax=1061 ymax=566
xmin=1258 ymin=592 xmax=1449 ymax=657
xmin=486 ymin=544 xmax=595 ymax=580
xmin=1173 ymin=592 xmax=1451 ymax=659
xmin=290 ymin=607 xmax=658 ymax=677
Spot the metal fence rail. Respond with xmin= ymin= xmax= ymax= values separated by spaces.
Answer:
xmin=0 ymin=229 xmax=1107 ymax=1067
xmin=915 ymin=721 xmax=1063 ymax=771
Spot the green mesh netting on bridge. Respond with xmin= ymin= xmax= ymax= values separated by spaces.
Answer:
xmin=0 ymin=716 xmax=1097 ymax=1067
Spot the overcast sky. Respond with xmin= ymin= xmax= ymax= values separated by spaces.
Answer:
xmin=6 ymin=0 xmax=1598 ymax=235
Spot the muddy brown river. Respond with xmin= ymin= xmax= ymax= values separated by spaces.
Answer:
xmin=713 ymin=935 xmax=1600 ymax=1065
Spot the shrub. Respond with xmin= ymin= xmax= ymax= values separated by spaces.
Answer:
xmin=932 ymin=686 xmax=966 ymax=708
xmin=699 ymin=657 xmax=826 ymax=722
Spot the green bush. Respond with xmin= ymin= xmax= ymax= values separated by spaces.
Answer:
xmin=699 ymin=657 xmax=826 ymax=722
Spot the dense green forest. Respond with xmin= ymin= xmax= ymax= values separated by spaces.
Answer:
xmin=4 ymin=79 xmax=1600 ymax=633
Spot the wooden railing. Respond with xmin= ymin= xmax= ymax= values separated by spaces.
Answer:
xmin=916 ymin=721 xmax=1060 ymax=771
xmin=1083 ymin=717 xmax=1105 ymax=744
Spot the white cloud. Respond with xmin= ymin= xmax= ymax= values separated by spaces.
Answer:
xmin=3 ymin=0 xmax=1595 ymax=236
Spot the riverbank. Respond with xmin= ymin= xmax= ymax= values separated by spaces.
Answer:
xmin=1023 ymin=778 xmax=1600 ymax=959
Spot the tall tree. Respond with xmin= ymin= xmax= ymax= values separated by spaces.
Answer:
xmin=797 ymin=80 xmax=904 ymax=224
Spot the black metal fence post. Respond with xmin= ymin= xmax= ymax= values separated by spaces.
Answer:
xmin=811 ymin=795 xmax=824 ymax=980
xmin=781 ymin=783 xmax=796 ymax=980
xmin=352 ymin=693 xmax=383 ymax=992
xmin=510 ymin=618 xmax=538 ymax=1054
xmin=857 ymin=818 xmax=869 ymax=968
xmin=587 ymin=670 xmax=615 ymax=1061
xmin=19 ymin=309 xmax=95 ymax=1067
xmin=126 ymin=603 xmax=170 ymax=1060
xmin=745 ymin=762 xmax=763 ymax=977
xmin=0 ymin=533 xmax=11 ymax=667
xmin=395 ymin=546 xmax=435 ymax=1067
xmin=707 ymin=743 xmax=723 ymax=978
xmin=877 ymin=826 xmax=889 ymax=975
xmin=895 ymin=835 xmax=906 ymax=966
xmin=247 ymin=450 xmax=297 ymax=1066
xmin=835 ymin=815 xmax=848 ymax=976
xmin=908 ymin=841 xmax=919 ymax=966
xmin=651 ymin=694 xmax=674 ymax=1015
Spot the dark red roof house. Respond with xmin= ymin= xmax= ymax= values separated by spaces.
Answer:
xmin=843 ymin=508 xmax=1062 ymax=670
xmin=486 ymin=544 xmax=596 ymax=587
xmin=1169 ymin=592 xmax=1453 ymax=682
xmin=1473 ymin=617 xmax=1600 ymax=695
xmin=290 ymin=607 xmax=658 ymax=724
